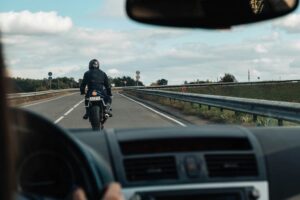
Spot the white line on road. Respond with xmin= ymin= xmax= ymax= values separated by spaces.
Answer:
xmin=54 ymin=116 xmax=64 ymax=124
xmin=54 ymin=99 xmax=84 ymax=124
xmin=119 ymin=93 xmax=186 ymax=127
xmin=21 ymin=92 xmax=77 ymax=108
xmin=64 ymin=108 xmax=74 ymax=116
xmin=74 ymin=100 xmax=84 ymax=108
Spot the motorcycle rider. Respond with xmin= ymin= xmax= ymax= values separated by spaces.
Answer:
xmin=80 ymin=59 xmax=112 ymax=119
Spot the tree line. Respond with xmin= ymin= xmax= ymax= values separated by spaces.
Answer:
xmin=8 ymin=77 xmax=79 ymax=92
xmin=152 ymin=73 xmax=237 ymax=86
xmin=7 ymin=73 xmax=237 ymax=92
xmin=108 ymin=76 xmax=144 ymax=87
xmin=8 ymin=76 xmax=145 ymax=92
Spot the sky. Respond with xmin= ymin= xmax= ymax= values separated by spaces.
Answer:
xmin=1 ymin=0 xmax=300 ymax=85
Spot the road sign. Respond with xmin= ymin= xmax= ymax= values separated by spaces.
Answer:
xmin=136 ymin=75 xmax=140 ymax=80
xmin=48 ymin=72 xmax=53 ymax=77
xmin=136 ymin=70 xmax=140 ymax=75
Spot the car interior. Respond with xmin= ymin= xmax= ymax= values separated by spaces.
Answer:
xmin=1 ymin=0 xmax=300 ymax=200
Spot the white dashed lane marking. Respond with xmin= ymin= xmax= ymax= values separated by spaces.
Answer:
xmin=54 ymin=99 xmax=84 ymax=124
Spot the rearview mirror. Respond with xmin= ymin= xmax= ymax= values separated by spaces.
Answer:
xmin=126 ymin=0 xmax=298 ymax=29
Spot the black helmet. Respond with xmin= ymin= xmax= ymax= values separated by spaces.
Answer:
xmin=89 ymin=59 xmax=100 ymax=69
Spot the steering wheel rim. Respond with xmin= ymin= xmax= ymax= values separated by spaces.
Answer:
xmin=10 ymin=107 xmax=113 ymax=200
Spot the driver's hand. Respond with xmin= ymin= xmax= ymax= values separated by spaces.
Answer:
xmin=72 ymin=183 xmax=124 ymax=200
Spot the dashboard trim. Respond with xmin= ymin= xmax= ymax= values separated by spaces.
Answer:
xmin=122 ymin=181 xmax=269 ymax=200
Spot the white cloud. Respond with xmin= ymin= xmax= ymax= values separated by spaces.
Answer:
xmin=98 ymin=0 xmax=125 ymax=18
xmin=9 ymin=65 xmax=83 ymax=79
xmin=251 ymin=69 xmax=261 ymax=77
xmin=255 ymin=44 xmax=268 ymax=53
xmin=107 ymin=68 xmax=121 ymax=77
xmin=273 ymin=14 xmax=300 ymax=33
xmin=290 ymin=59 xmax=300 ymax=68
xmin=2 ymin=10 xmax=300 ymax=85
xmin=0 ymin=11 xmax=73 ymax=34
xmin=252 ymin=58 xmax=272 ymax=64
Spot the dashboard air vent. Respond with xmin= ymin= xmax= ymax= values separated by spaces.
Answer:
xmin=205 ymin=154 xmax=258 ymax=178
xmin=124 ymin=156 xmax=178 ymax=182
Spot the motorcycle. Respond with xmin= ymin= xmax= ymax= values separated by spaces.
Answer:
xmin=86 ymin=90 xmax=110 ymax=130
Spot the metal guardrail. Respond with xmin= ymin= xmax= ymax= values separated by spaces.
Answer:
xmin=125 ymin=89 xmax=300 ymax=125
xmin=121 ymin=79 xmax=300 ymax=90
xmin=7 ymin=88 xmax=78 ymax=99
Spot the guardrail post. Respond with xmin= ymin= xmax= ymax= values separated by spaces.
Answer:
xmin=278 ymin=119 xmax=283 ymax=126
xmin=220 ymin=108 xmax=223 ymax=112
xmin=253 ymin=115 xmax=257 ymax=122
xmin=208 ymin=105 xmax=211 ymax=110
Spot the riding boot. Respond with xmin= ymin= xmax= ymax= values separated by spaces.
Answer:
xmin=83 ymin=107 xmax=89 ymax=119
xmin=105 ymin=103 xmax=113 ymax=117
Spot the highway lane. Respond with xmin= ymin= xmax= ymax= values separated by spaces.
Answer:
xmin=22 ymin=93 xmax=81 ymax=122
xmin=23 ymin=92 xmax=181 ymax=130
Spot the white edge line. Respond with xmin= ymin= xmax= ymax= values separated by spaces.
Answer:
xmin=119 ymin=93 xmax=186 ymax=127
xmin=21 ymin=92 xmax=77 ymax=108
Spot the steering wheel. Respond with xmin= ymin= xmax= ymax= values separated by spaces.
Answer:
xmin=10 ymin=108 xmax=113 ymax=200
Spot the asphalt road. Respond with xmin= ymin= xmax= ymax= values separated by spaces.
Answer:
xmin=23 ymin=92 xmax=182 ymax=130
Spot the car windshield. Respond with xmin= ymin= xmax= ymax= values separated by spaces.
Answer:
xmin=1 ymin=0 xmax=300 ymax=129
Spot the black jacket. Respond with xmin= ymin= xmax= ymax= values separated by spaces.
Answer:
xmin=80 ymin=69 xmax=112 ymax=96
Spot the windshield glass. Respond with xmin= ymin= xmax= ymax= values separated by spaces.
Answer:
xmin=1 ymin=0 xmax=300 ymax=129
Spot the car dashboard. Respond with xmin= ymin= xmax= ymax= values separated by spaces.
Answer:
xmin=70 ymin=125 xmax=300 ymax=200
xmin=14 ymin=112 xmax=300 ymax=200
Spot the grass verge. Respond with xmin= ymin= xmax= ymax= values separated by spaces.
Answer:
xmin=167 ymin=82 xmax=300 ymax=103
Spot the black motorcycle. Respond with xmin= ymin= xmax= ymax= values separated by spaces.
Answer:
xmin=86 ymin=90 xmax=109 ymax=130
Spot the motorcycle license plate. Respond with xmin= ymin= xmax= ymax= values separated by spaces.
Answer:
xmin=89 ymin=96 xmax=101 ymax=101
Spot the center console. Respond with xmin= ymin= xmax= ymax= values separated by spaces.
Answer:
xmin=105 ymin=126 xmax=269 ymax=200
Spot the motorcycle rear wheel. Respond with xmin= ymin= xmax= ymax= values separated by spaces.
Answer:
xmin=90 ymin=105 xmax=102 ymax=130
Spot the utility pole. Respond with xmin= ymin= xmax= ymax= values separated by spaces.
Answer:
xmin=48 ymin=72 xmax=53 ymax=90
xmin=136 ymin=70 xmax=140 ymax=86
xmin=248 ymin=70 xmax=250 ymax=82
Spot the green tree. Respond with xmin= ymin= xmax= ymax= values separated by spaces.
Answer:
xmin=156 ymin=79 xmax=168 ymax=85
xmin=111 ymin=76 xmax=144 ymax=87
xmin=220 ymin=73 xmax=237 ymax=82
xmin=8 ymin=77 xmax=79 ymax=92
